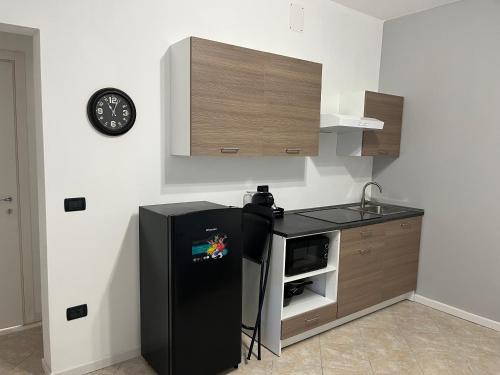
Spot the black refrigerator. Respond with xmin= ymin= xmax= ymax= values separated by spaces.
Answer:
xmin=139 ymin=201 xmax=242 ymax=375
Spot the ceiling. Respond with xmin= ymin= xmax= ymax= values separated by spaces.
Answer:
xmin=331 ymin=0 xmax=462 ymax=20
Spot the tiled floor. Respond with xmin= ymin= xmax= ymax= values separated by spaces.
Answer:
xmin=1 ymin=301 xmax=499 ymax=374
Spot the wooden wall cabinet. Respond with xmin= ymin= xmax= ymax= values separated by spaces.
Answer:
xmin=337 ymin=217 xmax=422 ymax=318
xmin=170 ymin=37 xmax=322 ymax=156
xmin=362 ymin=91 xmax=404 ymax=157
xmin=336 ymin=91 xmax=404 ymax=157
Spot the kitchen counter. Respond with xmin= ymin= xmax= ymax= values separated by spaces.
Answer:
xmin=273 ymin=202 xmax=424 ymax=238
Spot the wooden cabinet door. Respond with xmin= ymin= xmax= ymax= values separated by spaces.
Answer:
xmin=380 ymin=217 xmax=422 ymax=300
xmin=362 ymin=91 xmax=404 ymax=157
xmin=190 ymin=37 xmax=265 ymax=156
xmin=337 ymin=224 xmax=384 ymax=318
xmin=262 ymin=53 xmax=322 ymax=156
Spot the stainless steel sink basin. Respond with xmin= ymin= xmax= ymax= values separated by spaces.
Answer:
xmin=347 ymin=204 xmax=407 ymax=216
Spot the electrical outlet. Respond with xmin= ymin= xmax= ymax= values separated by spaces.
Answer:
xmin=67 ymin=304 xmax=88 ymax=321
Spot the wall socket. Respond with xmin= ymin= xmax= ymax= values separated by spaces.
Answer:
xmin=67 ymin=304 xmax=88 ymax=321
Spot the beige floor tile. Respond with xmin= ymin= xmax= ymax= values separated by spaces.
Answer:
xmin=1 ymin=303 xmax=498 ymax=375
xmin=11 ymin=351 xmax=45 ymax=375
xmin=321 ymin=342 xmax=372 ymax=373
xmin=359 ymin=327 xmax=411 ymax=359
xmin=479 ymin=334 xmax=500 ymax=355
xmin=413 ymin=350 xmax=473 ymax=375
xmin=271 ymin=366 xmax=322 ymax=375
xmin=320 ymin=321 xmax=363 ymax=347
xmin=468 ymin=353 xmax=500 ymax=375
xmin=115 ymin=357 xmax=156 ymax=375
xmin=89 ymin=363 xmax=121 ymax=374
xmin=370 ymin=355 xmax=423 ymax=375
xmin=273 ymin=337 xmax=321 ymax=372
xmin=234 ymin=356 xmax=273 ymax=375
xmin=323 ymin=367 xmax=373 ymax=375
xmin=402 ymin=331 xmax=451 ymax=353
xmin=355 ymin=309 xmax=398 ymax=331
xmin=0 ymin=359 xmax=16 ymax=375
xmin=394 ymin=313 xmax=441 ymax=335
xmin=0 ymin=336 xmax=36 ymax=367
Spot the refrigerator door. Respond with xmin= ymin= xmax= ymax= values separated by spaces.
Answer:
xmin=171 ymin=208 xmax=242 ymax=375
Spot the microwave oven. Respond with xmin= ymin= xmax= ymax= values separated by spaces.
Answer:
xmin=285 ymin=235 xmax=329 ymax=276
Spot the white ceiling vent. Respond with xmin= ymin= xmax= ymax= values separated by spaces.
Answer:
xmin=289 ymin=3 xmax=304 ymax=32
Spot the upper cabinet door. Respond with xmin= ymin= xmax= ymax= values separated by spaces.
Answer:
xmin=262 ymin=54 xmax=322 ymax=156
xmin=169 ymin=37 xmax=322 ymax=156
xmin=362 ymin=91 xmax=404 ymax=157
xmin=190 ymin=38 xmax=265 ymax=156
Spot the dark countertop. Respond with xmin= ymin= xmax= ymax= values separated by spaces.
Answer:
xmin=273 ymin=202 xmax=424 ymax=238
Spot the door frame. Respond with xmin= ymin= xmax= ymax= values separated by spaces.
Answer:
xmin=0 ymin=49 xmax=36 ymax=325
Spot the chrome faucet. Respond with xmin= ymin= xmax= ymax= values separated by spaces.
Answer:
xmin=361 ymin=182 xmax=382 ymax=209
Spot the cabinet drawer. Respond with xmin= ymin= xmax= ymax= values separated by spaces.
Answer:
xmin=341 ymin=224 xmax=384 ymax=246
xmin=384 ymin=216 xmax=421 ymax=236
xmin=281 ymin=303 xmax=337 ymax=340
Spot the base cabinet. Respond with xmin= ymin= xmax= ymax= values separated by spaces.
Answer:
xmin=381 ymin=217 xmax=422 ymax=300
xmin=337 ymin=217 xmax=422 ymax=318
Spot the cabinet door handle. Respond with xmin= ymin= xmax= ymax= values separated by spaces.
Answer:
xmin=360 ymin=231 xmax=372 ymax=238
xmin=0 ymin=196 xmax=13 ymax=203
xmin=400 ymin=222 xmax=411 ymax=229
xmin=304 ymin=316 xmax=320 ymax=326
xmin=377 ymin=150 xmax=388 ymax=155
xmin=358 ymin=249 xmax=371 ymax=255
xmin=285 ymin=148 xmax=301 ymax=155
xmin=220 ymin=147 xmax=239 ymax=154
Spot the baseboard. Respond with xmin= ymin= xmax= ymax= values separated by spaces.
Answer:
xmin=413 ymin=294 xmax=500 ymax=332
xmin=0 ymin=321 xmax=41 ymax=336
xmin=42 ymin=348 xmax=141 ymax=375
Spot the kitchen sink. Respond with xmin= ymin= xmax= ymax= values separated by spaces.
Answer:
xmin=346 ymin=204 xmax=407 ymax=216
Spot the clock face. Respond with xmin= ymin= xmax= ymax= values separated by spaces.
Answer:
xmin=87 ymin=88 xmax=136 ymax=136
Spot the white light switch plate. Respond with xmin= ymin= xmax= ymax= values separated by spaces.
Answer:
xmin=290 ymin=2 xmax=304 ymax=32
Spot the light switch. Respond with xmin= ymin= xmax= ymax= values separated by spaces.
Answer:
xmin=290 ymin=2 xmax=304 ymax=32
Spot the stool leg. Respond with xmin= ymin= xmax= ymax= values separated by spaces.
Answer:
xmin=248 ymin=263 xmax=265 ymax=360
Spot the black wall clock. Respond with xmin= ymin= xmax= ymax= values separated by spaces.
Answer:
xmin=87 ymin=88 xmax=136 ymax=136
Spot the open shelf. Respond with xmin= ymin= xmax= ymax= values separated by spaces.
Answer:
xmin=283 ymin=265 xmax=337 ymax=283
xmin=282 ymin=289 xmax=335 ymax=320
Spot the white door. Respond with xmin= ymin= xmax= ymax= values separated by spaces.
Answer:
xmin=0 ymin=57 xmax=24 ymax=330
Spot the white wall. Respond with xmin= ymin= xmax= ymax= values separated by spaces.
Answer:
xmin=0 ymin=31 xmax=42 ymax=323
xmin=374 ymin=0 xmax=500 ymax=322
xmin=0 ymin=0 xmax=383 ymax=373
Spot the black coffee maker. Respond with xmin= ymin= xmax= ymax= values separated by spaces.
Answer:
xmin=250 ymin=185 xmax=284 ymax=218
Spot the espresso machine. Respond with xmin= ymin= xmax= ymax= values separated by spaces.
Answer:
xmin=243 ymin=185 xmax=284 ymax=218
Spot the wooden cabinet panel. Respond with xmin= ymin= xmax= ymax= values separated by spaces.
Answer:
xmin=262 ymin=54 xmax=322 ymax=156
xmin=337 ymin=218 xmax=422 ymax=318
xmin=170 ymin=37 xmax=322 ymax=156
xmin=281 ymin=303 xmax=337 ymax=340
xmin=337 ymin=224 xmax=384 ymax=318
xmin=190 ymin=37 xmax=266 ymax=156
xmin=380 ymin=217 xmax=422 ymax=300
xmin=362 ymin=91 xmax=404 ymax=157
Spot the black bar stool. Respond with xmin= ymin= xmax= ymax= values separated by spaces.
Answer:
xmin=241 ymin=204 xmax=274 ymax=360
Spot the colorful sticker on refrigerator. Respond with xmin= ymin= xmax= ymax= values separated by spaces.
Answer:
xmin=192 ymin=234 xmax=229 ymax=263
